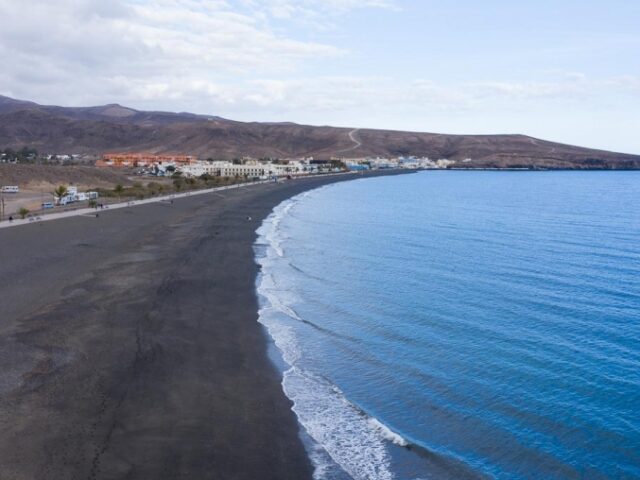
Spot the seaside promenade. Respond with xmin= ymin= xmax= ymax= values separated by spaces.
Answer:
xmin=0 ymin=173 xmax=354 ymax=230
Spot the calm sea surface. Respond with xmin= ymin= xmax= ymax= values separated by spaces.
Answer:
xmin=255 ymin=171 xmax=640 ymax=479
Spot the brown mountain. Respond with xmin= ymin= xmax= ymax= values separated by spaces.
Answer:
xmin=1 ymin=95 xmax=638 ymax=168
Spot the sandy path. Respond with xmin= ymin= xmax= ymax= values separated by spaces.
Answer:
xmin=335 ymin=128 xmax=362 ymax=154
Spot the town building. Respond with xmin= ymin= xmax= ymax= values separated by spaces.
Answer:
xmin=96 ymin=153 xmax=196 ymax=168
xmin=177 ymin=160 xmax=314 ymax=179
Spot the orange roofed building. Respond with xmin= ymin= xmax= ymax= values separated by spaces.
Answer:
xmin=96 ymin=153 xmax=196 ymax=168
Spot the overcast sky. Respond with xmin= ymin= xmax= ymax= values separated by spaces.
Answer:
xmin=0 ymin=0 xmax=638 ymax=153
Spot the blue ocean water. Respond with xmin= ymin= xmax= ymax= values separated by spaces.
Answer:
xmin=255 ymin=171 xmax=640 ymax=480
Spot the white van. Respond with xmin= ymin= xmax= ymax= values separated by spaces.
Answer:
xmin=1 ymin=186 xmax=19 ymax=193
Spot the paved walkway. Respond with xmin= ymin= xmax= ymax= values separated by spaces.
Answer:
xmin=0 ymin=173 xmax=353 ymax=230
xmin=0 ymin=181 xmax=269 ymax=229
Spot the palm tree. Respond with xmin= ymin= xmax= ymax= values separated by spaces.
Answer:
xmin=114 ymin=184 xmax=125 ymax=201
xmin=53 ymin=185 xmax=68 ymax=204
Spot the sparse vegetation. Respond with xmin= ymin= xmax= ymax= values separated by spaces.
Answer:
xmin=146 ymin=182 xmax=164 ymax=195
xmin=91 ymin=174 xmax=250 ymax=202
xmin=18 ymin=207 xmax=30 ymax=219
xmin=114 ymin=184 xmax=125 ymax=200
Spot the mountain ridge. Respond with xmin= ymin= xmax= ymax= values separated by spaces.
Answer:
xmin=0 ymin=95 xmax=638 ymax=168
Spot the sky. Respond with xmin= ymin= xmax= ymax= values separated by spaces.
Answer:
xmin=0 ymin=0 xmax=638 ymax=153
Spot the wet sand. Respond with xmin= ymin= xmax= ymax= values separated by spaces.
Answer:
xmin=0 ymin=172 xmax=404 ymax=479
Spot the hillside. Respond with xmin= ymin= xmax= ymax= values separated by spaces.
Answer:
xmin=1 ymin=95 xmax=638 ymax=169
xmin=0 ymin=164 xmax=132 ymax=189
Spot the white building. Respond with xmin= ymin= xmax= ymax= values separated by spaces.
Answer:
xmin=267 ymin=162 xmax=307 ymax=176
xmin=436 ymin=159 xmax=455 ymax=168
xmin=178 ymin=161 xmax=226 ymax=177
xmin=368 ymin=158 xmax=398 ymax=169
xmin=178 ymin=160 xmax=313 ymax=179
xmin=400 ymin=159 xmax=420 ymax=169
xmin=220 ymin=163 xmax=267 ymax=178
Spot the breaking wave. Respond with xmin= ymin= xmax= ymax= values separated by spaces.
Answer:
xmin=255 ymin=192 xmax=408 ymax=480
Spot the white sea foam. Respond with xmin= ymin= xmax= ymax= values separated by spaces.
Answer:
xmin=283 ymin=366 xmax=395 ymax=480
xmin=307 ymin=442 xmax=335 ymax=480
xmin=264 ymin=197 xmax=298 ymax=257
xmin=368 ymin=418 xmax=409 ymax=447
xmin=256 ymin=191 xmax=404 ymax=480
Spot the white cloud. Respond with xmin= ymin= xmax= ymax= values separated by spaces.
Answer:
xmin=467 ymin=81 xmax=588 ymax=100
xmin=0 ymin=0 xmax=621 ymax=111
xmin=604 ymin=75 xmax=640 ymax=93
xmin=0 ymin=0 xmax=637 ymax=154
xmin=200 ymin=74 xmax=618 ymax=114
xmin=0 ymin=0 xmax=348 ymax=105
xmin=239 ymin=0 xmax=398 ymax=21
xmin=109 ymin=74 xmax=620 ymax=126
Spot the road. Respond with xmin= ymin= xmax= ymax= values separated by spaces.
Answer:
xmin=335 ymin=128 xmax=362 ymax=154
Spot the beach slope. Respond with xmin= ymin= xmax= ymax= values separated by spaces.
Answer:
xmin=0 ymin=174 xmax=385 ymax=479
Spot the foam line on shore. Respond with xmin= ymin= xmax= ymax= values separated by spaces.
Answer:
xmin=255 ymin=190 xmax=412 ymax=480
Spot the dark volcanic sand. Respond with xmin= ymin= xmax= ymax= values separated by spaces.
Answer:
xmin=0 ymin=173 xmax=403 ymax=480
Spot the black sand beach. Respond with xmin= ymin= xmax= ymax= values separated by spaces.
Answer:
xmin=0 ymin=173 xmax=401 ymax=480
